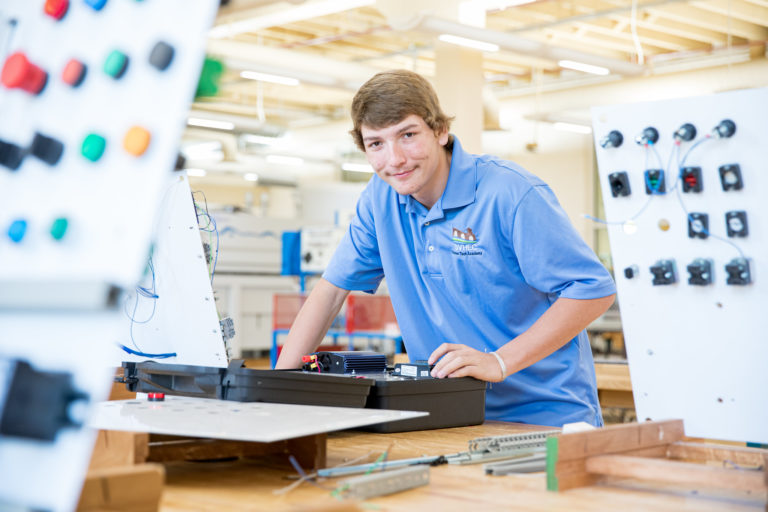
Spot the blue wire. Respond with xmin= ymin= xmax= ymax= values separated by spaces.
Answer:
xmin=125 ymin=255 xmax=159 ymax=352
xmin=118 ymin=344 xmax=177 ymax=359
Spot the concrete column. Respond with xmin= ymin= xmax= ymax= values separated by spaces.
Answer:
xmin=433 ymin=42 xmax=484 ymax=154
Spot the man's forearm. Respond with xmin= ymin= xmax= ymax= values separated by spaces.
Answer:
xmin=497 ymin=294 xmax=615 ymax=376
xmin=274 ymin=279 xmax=350 ymax=369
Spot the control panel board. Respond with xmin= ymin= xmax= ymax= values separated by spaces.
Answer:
xmin=592 ymin=88 xmax=767 ymax=443
xmin=0 ymin=0 xmax=217 ymax=307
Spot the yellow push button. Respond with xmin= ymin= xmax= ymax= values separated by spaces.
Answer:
xmin=123 ymin=126 xmax=150 ymax=156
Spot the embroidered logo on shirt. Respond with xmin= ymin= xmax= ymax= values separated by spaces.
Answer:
xmin=451 ymin=227 xmax=483 ymax=255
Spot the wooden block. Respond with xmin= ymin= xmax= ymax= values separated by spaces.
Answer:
xmin=547 ymin=420 xmax=684 ymax=491
xmin=667 ymin=441 xmax=768 ymax=467
xmin=77 ymin=464 xmax=164 ymax=512
xmin=89 ymin=430 xmax=149 ymax=470
xmin=598 ymin=389 xmax=635 ymax=408
xmin=585 ymin=454 xmax=767 ymax=492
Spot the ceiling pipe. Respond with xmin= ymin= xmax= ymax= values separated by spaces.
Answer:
xmin=415 ymin=15 xmax=646 ymax=76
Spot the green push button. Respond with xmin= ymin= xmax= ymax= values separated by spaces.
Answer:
xmin=81 ymin=133 xmax=106 ymax=161
xmin=104 ymin=50 xmax=129 ymax=79
xmin=50 ymin=217 xmax=69 ymax=240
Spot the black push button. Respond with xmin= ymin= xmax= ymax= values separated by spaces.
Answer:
xmin=0 ymin=139 xmax=25 ymax=170
xmin=149 ymin=41 xmax=174 ymax=71
xmin=30 ymin=132 xmax=64 ymax=166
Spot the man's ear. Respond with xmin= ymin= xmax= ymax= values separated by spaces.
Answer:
xmin=437 ymin=130 xmax=449 ymax=146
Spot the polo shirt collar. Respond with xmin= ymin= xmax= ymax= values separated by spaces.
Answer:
xmin=398 ymin=135 xmax=477 ymax=218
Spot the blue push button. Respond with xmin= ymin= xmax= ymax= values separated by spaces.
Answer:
xmin=84 ymin=0 xmax=108 ymax=10
xmin=8 ymin=219 xmax=27 ymax=243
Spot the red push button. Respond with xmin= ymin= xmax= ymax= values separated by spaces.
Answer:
xmin=44 ymin=0 xmax=69 ymax=20
xmin=62 ymin=59 xmax=86 ymax=87
xmin=1 ymin=53 xmax=48 ymax=95
xmin=147 ymin=392 xmax=165 ymax=402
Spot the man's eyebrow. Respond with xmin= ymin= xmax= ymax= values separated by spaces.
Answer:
xmin=362 ymin=123 xmax=420 ymax=142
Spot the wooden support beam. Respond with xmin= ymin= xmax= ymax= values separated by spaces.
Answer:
xmin=77 ymin=464 xmax=164 ymax=512
xmin=585 ymin=454 xmax=767 ymax=492
xmin=667 ymin=441 xmax=768 ymax=467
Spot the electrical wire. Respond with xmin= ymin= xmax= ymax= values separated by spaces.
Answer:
xmin=192 ymin=190 xmax=220 ymax=284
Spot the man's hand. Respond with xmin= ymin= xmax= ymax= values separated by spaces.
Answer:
xmin=428 ymin=343 xmax=506 ymax=382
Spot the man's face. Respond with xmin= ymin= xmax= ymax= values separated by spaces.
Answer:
xmin=361 ymin=114 xmax=450 ymax=208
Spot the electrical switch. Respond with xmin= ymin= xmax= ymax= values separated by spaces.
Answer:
xmin=1 ymin=52 xmax=48 ymax=95
xmin=650 ymin=259 xmax=676 ymax=285
xmin=623 ymin=265 xmax=639 ymax=279
xmin=149 ymin=41 xmax=174 ymax=71
xmin=681 ymin=166 xmax=702 ymax=193
xmin=674 ymin=123 xmax=696 ymax=142
xmin=635 ymin=126 xmax=659 ymax=146
xmin=103 ymin=50 xmax=129 ymax=79
xmin=687 ymin=212 xmax=708 ymax=239
xmin=600 ymin=130 xmax=623 ymax=149
xmin=725 ymin=258 xmax=751 ymax=285
xmin=81 ymin=133 xmax=106 ymax=162
xmin=687 ymin=259 xmax=712 ymax=286
xmin=44 ymin=0 xmax=69 ymax=20
xmin=725 ymin=211 xmax=748 ymax=238
xmin=0 ymin=139 xmax=25 ymax=171
xmin=61 ymin=59 xmax=86 ymax=87
xmin=644 ymin=169 xmax=665 ymax=194
xmin=608 ymin=171 xmax=631 ymax=197
xmin=123 ymin=126 xmax=151 ymax=156
xmin=50 ymin=218 xmax=68 ymax=241
xmin=719 ymin=164 xmax=743 ymax=191
xmin=7 ymin=219 xmax=27 ymax=243
xmin=30 ymin=132 xmax=64 ymax=166
xmin=712 ymin=119 xmax=736 ymax=139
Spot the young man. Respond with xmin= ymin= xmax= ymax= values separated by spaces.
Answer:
xmin=276 ymin=69 xmax=616 ymax=427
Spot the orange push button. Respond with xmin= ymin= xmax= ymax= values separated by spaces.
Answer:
xmin=1 ymin=53 xmax=48 ymax=94
xmin=44 ymin=0 xmax=69 ymax=20
xmin=62 ymin=59 xmax=87 ymax=87
xmin=123 ymin=126 xmax=150 ymax=156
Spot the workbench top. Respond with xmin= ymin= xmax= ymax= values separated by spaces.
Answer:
xmin=158 ymin=421 xmax=764 ymax=512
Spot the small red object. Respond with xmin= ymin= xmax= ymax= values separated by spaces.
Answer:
xmin=44 ymin=0 xmax=69 ymax=20
xmin=61 ymin=58 xmax=86 ymax=87
xmin=147 ymin=392 xmax=165 ymax=402
xmin=1 ymin=52 xmax=48 ymax=94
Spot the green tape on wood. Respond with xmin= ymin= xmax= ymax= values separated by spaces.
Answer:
xmin=546 ymin=435 xmax=559 ymax=491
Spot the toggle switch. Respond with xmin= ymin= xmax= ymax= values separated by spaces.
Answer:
xmin=608 ymin=171 xmax=631 ymax=197
xmin=644 ymin=169 xmax=665 ymax=194
xmin=681 ymin=166 xmax=702 ymax=193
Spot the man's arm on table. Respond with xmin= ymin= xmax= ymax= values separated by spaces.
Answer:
xmin=428 ymin=294 xmax=615 ymax=382
xmin=275 ymin=278 xmax=351 ymax=369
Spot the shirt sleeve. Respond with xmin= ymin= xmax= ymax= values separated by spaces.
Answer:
xmin=511 ymin=184 xmax=616 ymax=299
xmin=322 ymin=182 xmax=385 ymax=293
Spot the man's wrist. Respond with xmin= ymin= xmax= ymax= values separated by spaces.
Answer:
xmin=490 ymin=351 xmax=507 ymax=380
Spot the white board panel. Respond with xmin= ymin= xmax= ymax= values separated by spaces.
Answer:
xmin=592 ymin=88 xmax=768 ymax=443
xmin=89 ymin=396 xmax=427 ymax=443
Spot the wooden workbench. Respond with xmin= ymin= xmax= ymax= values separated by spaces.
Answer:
xmin=157 ymin=422 xmax=765 ymax=512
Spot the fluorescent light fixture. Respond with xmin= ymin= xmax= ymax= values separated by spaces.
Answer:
xmin=185 ymin=168 xmax=207 ymax=177
xmin=342 ymin=162 xmax=374 ymax=173
xmin=240 ymin=71 xmax=300 ymax=86
xmin=438 ymin=34 xmax=499 ymax=52
xmin=182 ymin=141 xmax=224 ymax=161
xmin=187 ymin=117 xmax=235 ymax=130
xmin=242 ymin=134 xmax=280 ymax=146
xmin=266 ymin=154 xmax=304 ymax=166
xmin=553 ymin=122 xmax=592 ymax=134
xmin=209 ymin=0 xmax=376 ymax=38
xmin=243 ymin=173 xmax=259 ymax=182
xmin=558 ymin=60 xmax=610 ymax=76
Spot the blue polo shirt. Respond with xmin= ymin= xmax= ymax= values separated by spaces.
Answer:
xmin=323 ymin=136 xmax=616 ymax=427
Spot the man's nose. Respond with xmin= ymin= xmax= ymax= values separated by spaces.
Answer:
xmin=387 ymin=143 xmax=406 ymax=167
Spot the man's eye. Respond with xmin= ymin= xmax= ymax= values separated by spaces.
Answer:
xmin=367 ymin=141 xmax=381 ymax=149
xmin=403 ymin=132 xmax=415 ymax=138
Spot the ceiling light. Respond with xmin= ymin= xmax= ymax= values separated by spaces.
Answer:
xmin=181 ymin=141 xmax=224 ymax=161
xmin=558 ymin=60 xmax=610 ymax=76
xmin=240 ymin=71 xmax=300 ymax=86
xmin=242 ymin=134 xmax=280 ymax=146
xmin=266 ymin=155 xmax=304 ymax=166
xmin=342 ymin=162 xmax=374 ymax=173
xmin=209 ymin=0 xmax=376 ymax=38
xmin=243 ymin=173 xmax=259 ymax=182
xmin=185 ymin=168 xmax=207 ymax=177
xmin=187 ymin=117 xmax=235 ymax=130
xmin=438 ymin=34 xmax=499 ymax=52
xmin=553 ymin=122 xmax=592 ymax=134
